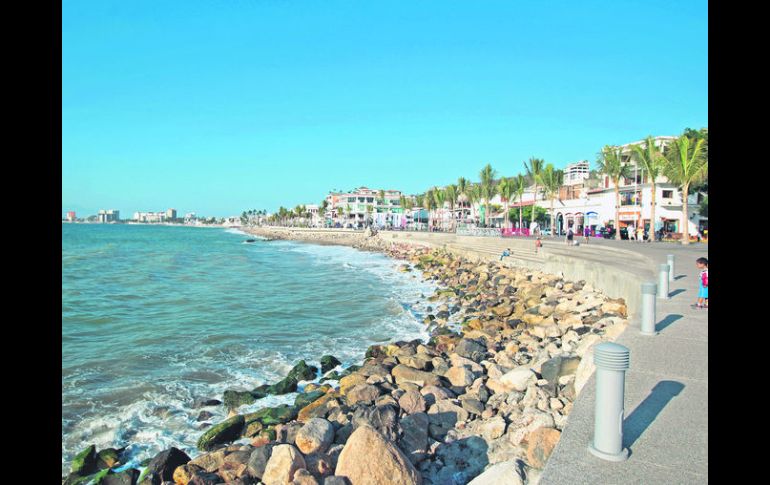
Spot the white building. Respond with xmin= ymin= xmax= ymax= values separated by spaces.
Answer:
xmin=564 ymin=160 xmax=590 ymax=186
xmin=325 ymin=187 xmax=405 ymax=228
xmin=97 ymin=209 xmax=120 ymax=223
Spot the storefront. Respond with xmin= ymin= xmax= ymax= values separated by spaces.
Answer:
xmin=618 ymin=211 xmax=642 ymax=228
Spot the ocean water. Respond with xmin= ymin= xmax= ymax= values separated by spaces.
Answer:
xmin=61 ymin=224 xmax=436 ymax=474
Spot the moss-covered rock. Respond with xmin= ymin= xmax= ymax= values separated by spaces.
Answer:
xmin=365 ymin=345 xmax=387 ymax=360
xmin=294 ymin=389 xmax=326 ymax=409
xmin=91 ymin=468 xmax=111 ymax=484
xmin=96 ymin=448 xmax=122 ymax=470
xmin=71 ymin=444 xmax=97 ymax=475
xmin=244 ymin=404 xmax=299 ymax=426
xmin=287 ymin=360 xmax=319 ymax=382
xmin=223 ymin=389 xmax=258 ymax=409
xmin=197 ymin=415 xmax=245 ymax=451
xmin=267 ymin=376 xmax=298 ymax=395
xmin=243 ymin=419 xmax=264 ymax=438
xmin=320 ymin=355 xmax=342 ymax=374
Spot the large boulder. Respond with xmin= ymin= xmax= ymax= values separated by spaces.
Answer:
xmin=391 ymin=365 xmax=442 ymax=387
xmin=346 ymin=384 xmax=381 ymax=406
xmin=454 ymin=339 xmax=487 ymax=362
xmin=467 ymin=459 xmax=528 ymax=485
xmin=445 ymin=366 xmax=474 ymax=387
xmin=246 ymin=443 xmax=276 ymax=480
xmin=295 ymin=390 xmax=327 ymax=409
xmin=298 ymin=393 xmax=340 ymax=422
xmin=262 ymin=444 xmax=307 ymax=485
xmin=295 ymin=418 xmax=335 ymax=455
xmin=499 ymin=367 xmax=536 ymax=392
xmin=398 ymin=390 xmax=426 ymax=415
xmin=339 ymin=374 xmax=367 ymax=395
xmin=70 ymin=444 xmax=98 ymax=476
xmin=427 ymin=436 xmax=489 ymax=484
xmin=196 ymin=414 xmax=245 ymax=451
xmin=245 ymin=404 xmax=299 ymax=427
xmin=398 ymin=412 xmax=430 ymax=465
xmin=189 ymin=448 xmax=227 ymax=472
xmin=351 ymin=404 xmax=399 ymax=442
xmin=100 ymin=469 xmax=140 ymax=485
xmin=288 ymin=360 xmax=320 ymax=382
xmin=525 ymin=427 xmax=561 ymax=469
xmin=427 ymin=399 xmax=469 ymax=440
xmin=223 ymin=389 xmax=258 ymax=409
xmin=144 ymin=447 xmax=191 ymax=482
xmin=335 ymin=425 xmax=421 ymax=485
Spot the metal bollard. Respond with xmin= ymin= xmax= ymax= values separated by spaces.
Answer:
xmin=658 ymin=264 xmax=670 ymax=299
xmin=667 ymin=254 xmax=675 ymax=282
xmin=588 ymin=342 xmax=630 ymax=462
xmin=640 ymin=282 xmax=657 ymax=335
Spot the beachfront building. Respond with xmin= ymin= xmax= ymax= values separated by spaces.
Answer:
xmin=166 ymin=208 xmax=177 ymax=220
xmin=97 ymin=209 xmax=120 ymax=223
xmin=133 ymin=211 xmax=167 ymax=223
xmin=564 ymin=160 xmax=590 ymax=185
xmin=325 ymin=187 xmax=406 ymax=228
xmin=66 ymin=211 xmax=76 ymax=222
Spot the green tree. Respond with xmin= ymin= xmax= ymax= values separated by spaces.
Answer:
xmin=433 ymin=188 xmax=446 ymax=230
xmin=630 ymin=136 xmax=666 ymax=233
xmin=524 ymin=157 xmax=545 ymax=228
xmin=512 ymin=174 xmax=527 ymax=231
xmin=444 ymin=184 xmax=458 ymax=230
xmin=662 ymin=135 xmax=708 ymax=245
xmin=596 ymin=146 xmax=631 ymax=240
xmin=479 ymin=164 xmax=497 ymax=227
xmin=497 ymin=177 xmax=513 ymax=229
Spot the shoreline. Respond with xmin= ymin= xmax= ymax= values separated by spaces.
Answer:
xmin=64 ymin=226 xmax=630 ymax=485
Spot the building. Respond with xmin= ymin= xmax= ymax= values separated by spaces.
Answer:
xmin=66 ymin=211 xmax=76 ymax=222
xmin=564 ymin=160 xmax=590 ymax=185
xmin=166 ymin=208 xmax=177 ymax=220
xmin=97 ymin=209 xmax=120 ymax=223
xmin=133 ymin=211 xmax=167 ymax=223
xmin=324 ymin=187 xmax=405 ymax=228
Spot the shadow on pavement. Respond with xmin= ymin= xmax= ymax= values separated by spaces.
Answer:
xmin=623 ymin=380 xmax=685 ymax=450
xmin=675 ymin=275 xmax=686 ymax=280
xmin=657 ymin=314 xmax=683 ymax=332
xmin=669 ymin=288 xmax=686 ymax=297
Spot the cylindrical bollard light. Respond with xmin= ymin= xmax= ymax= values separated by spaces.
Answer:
xmin=640 ymin=282 xmax=657 ymax=335
xmin=589 ymin=342 xmax=630 ymax=462
xmin=658 ymin=264 xmax=670 ymax=299
xmin=667 ymin=254 xmax=675 ymax=282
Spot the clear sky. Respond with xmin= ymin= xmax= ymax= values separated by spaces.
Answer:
xmin=62 ymin=0 xmax=707 ymax=217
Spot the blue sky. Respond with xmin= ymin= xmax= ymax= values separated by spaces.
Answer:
xmin=62 ymin=0 xmax=707 ymax=217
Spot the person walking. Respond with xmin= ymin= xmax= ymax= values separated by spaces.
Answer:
xmin=584 ymin=226 xmax=590 ymax=244
xmin=691 ymin=257 xmax=708 ymax=309
xmin=566 ymin=226 xmax=574 ymax=245
xmin=636 ymin=225 xmax=644 ymax=243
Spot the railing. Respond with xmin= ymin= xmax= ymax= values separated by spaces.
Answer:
xmin=457 ymin=227 xmax=502 ymax=237
xmin=501 ymin=228 xmax=531 ymax=237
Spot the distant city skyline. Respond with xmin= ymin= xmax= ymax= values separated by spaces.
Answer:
xmin=63 ymin=0 xmax=707 ymax=218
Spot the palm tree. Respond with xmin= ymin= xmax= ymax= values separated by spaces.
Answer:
xmin=662 ymin=135 xmax=708 ymax=245
xmin=524 ymin=157 xmax=545 ymax=229
xmin=597 ymin=145 xmax=631 ymax=240
xmin=479 ymin=164 xmax=497 ymax=227
xmin=512 ymin=174 xmax=526 ymax=232
xmin=378 ymin=189 xmax=385 ymax=205
xmin=630 ymin=136 xmax=665 ymax=236
xmin=468 ymin=183 xmax=482 ymax=224
xmin=433 ymin=188 xmax=446 ymax=230
xmin=424 ymin=189 xmax=437 ymax=230
xmin=539 ymin=164 xmax=564 ymax=236
xmin=497 ymin=177 xmax=512 ymax=229
xmin=444 ymin=184 xmax=458 ymax=230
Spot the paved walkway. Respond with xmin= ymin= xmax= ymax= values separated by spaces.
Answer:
xmin=540 ymin=242 xmax=708 ymax=484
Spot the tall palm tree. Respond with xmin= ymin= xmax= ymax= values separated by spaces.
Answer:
xmin=539 ymin=165 xmax=564 ymax=236
xmin=497 ymin=177 xmax=512 ymax=229
xmin=512 ymin=174 xmax=526 ymax=232
xmin=479 ymin=164 xmax=497 ymax=227
xmin=524 ymin=157 xmax=545 ymax=229
xmin=662 ymin=135 xmax=708 ymax=245
xmin=630 ymin=136 xmax=665 ymax=236
xmin=597 ymin=146 xmax=631 ymax=240
xmin=468 ymin=183 xmax=482 ymax=224
xmin=433 ymin=188 xmax=446 ymax=230
xmin=444 ymin=184 xmax=458 ymax=230
xmin=425 ymin=189 xmax=437 ymax=230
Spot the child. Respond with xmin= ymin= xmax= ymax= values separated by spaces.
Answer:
xmin=535 ymin=237 xmax=542 ymax=253
xmin=499 ymin=248 xmax=511 ymax=261
xmin=692 ymin=257 xmax=708 ymax=309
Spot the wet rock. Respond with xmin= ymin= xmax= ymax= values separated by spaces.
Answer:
xmin=335 ymin=425 xmax=421 ymax=485
xmin=144 ymin=447 xmax=191 ymax=482
xmin=288 ymin=360 xmax=320 ymax=382
xmin=262 ymin=444 xmax=307 ymax=485
xmin=295 ymin=390 xmax=327 ymax=409
xmin=245 ymin=404 xmax=299 ymax=427
xmin=320 ymin=355 xmax=342 ymax=374
xmin=193 ymin=397 xmax=222 ymax=408
xmin=295 ymin=418 xmax=335 ymax=455
xmin=71 ymin=444 xmax=97 ymax=475
xmin=196 ymin=411 xmax=214 ymax=422
xmin=197 ymin=415 xmax=245 ymax=451
xmin=100 ymin=469 xmax=140 ymax=485
xmin=223 ymin=389 xmax=259 ymax=409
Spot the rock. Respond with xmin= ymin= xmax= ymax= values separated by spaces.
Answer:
xmin=323 ymin=477 xmax=350 ymax=485
xmin=71 ymin=444 xmax=97 ymax=475
xmin=461 ymin=397 xmax=485 ymax=416
xmin=246 ymin=404 xmax=299 ymax=426
xmin=197 ymin=414 xmax=245 ymax=451
xmin=507 ymin=411 xmax=555 ymax=445
xmin=303 ymin=452 xmax=334 ymax=481
xmin=575 ymin=334 xmax=601 ymax=357
xmin=320 ymin=355 xmax=342 ymax=374
xmin=196 ymin=411 xmax=214 ymax=422
xmin=246 ymin=443 xmax=276 ymax=480
xmin=99 ymin=469 xmax=140 ymax=485
xmin=172 ymin=463 xmax=203 ymax=484
xmin=351 ymin=404 xmax=399 ymax=442
xmin=186 ymin=470 xmax=221 ymax=484
xmin=295 ymin=390 xmax=327 ymax=409
xmin=346 ymin=384 xmax=381 ymax=405
xmin=339 ymin=374 xmax=367 ymax=395
xmin=295 ymin=418 xmax=335 ymax=455
xmin=445 ymin=366 xmax=475 ymax=387
xmin=391 ymin=365 xmax=442 ymax=387
xmin=398 ymin=390 xmax=426 ymax=414
xmin=428 ymin=436 xmax=489 ymax=484
xmin=298 ymin=393 xmax=339 ymax=422
xmin=454 ymin=338 xmax=487 ymax=362
xmin=288 ymin=360 xmax=320 ymax=382
xmin=95 ymin=448 xmax=122 ymax=470
xmin=420 ymin=385 xmax=455 ymax=407
xmin=292 ymin=468 xmax=320 ymax=485
xmin=189 ymin=448 xmax=227 ymax=472
xmin=193 ymin=397 xmax=222 ymax=408
xmin=601 ymin=299 xmax=627 ymax=317
xmin=467 ymin=459 xmax=528 ymax=485
xmin=141 ymin=447 xmax=190 ymax=483
xmin=525 ymin=427 xmax=561 ymax=469
xmin=427 ymin=399 xmax=469 ymax=440
xmin=398 ymin=412 xmax=430 ymax=465
xmin=499 ymin=367 xmax=536 ymax=392
xmin=480 ymin=415 xmax=507 ymax=441
xmin=267 ymin=376 xmax=299 ymax=395
xmin=223 ymin=389 xmax=258 ymax=409
xmin=335 ymin=425 xmax=421 ymax=485
xmin=262 ymin=444 xmax=307 ymax=485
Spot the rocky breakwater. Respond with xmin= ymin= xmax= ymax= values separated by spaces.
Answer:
xmin=63 ymin=246 xmax=629 ymax=485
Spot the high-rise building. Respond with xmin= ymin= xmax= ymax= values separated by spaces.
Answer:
xmin=564 ymin=161 xmax=590 ymax=185
xmin=166 ymin=208 xmax=177 ymax=220
xmin=97 ymin=209 xmax=120 ymax=223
